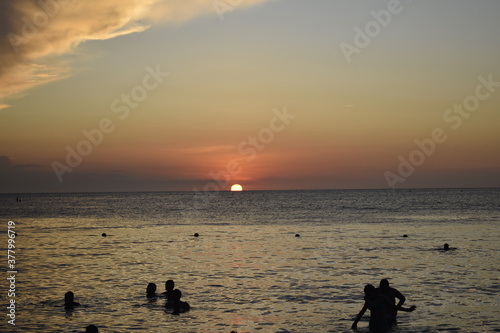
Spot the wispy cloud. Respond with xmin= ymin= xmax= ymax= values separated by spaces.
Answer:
xmin=165 ymin=145 xmax=235 ymax=155
xmin=0 ymin=0 xmax=272 ymax=107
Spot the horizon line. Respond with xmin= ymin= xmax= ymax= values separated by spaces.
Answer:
xmin=2 ymin=186 xmax=499 ymax=195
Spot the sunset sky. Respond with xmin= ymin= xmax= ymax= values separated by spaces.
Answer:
xmin=1 ymin=0 xmax=499 ymax=193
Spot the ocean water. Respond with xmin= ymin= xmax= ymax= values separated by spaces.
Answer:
xmin=0 ymin=188 xmax=499 ymax=332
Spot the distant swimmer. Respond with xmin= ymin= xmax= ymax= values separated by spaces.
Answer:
xmin=64 ymin=291 xmax=81 ymax=310
xmin=295 ymin=234 xmax=300 ymax=237
xmin=442 ymin=243 xmax=457 ymax=251
xmin=101 ymin=233 xmax=107 ymax=237
xmin=168 ymin=289 xmax=190 ymax=315
xmin=86 ymin=325 xmax=98 ymax=333
xmin=352 ymin=284 xmax=416 ymax=333
xmin=146 ymin=283 xmax=158 ymax=298
xmin=194 ymin=233 xmax=199 ymax=237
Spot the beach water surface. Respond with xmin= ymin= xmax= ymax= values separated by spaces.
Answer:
xmin=0 ymin=189 xmax=499 ymax=332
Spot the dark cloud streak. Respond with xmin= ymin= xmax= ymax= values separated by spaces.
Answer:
xmin=0 ymin=155 xmax=202 ymax=193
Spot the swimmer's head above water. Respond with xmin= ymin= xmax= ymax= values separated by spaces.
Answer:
xmin=146 ymin=283 xmax=157 ymax=297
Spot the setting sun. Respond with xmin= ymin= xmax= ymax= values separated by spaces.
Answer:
xmin=231 ymin=184 xmax=243 ymax=192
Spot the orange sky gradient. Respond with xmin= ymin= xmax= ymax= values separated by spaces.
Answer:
xmin=1 ymin=0 xmax=499 ymax=193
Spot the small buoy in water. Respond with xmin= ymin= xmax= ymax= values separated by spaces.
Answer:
xmin=194 ymin=233 xmax=199 ymax=237
xmin=295 ymin=234 xmax=300 ymax=237
xmin=443 ymin=243 xmax=449 ymax=251
xmin=403 ymin=234 xmax=408 ymax=238
xmin=101 ymin=233 xmax=107 ymax=237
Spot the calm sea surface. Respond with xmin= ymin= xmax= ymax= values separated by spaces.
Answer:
xmin=0 ymin=189 xmax=499 ymax=332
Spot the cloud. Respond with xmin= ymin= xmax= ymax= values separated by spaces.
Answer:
xmin=13 ymin=163 xmax=44 ymax=169
xmin=166 ymin=145 xmax=235 ymax=154
xmin=0 ymin=0 xmax=272 ymax=106
xmin=0 ymin=155 xmax=43 ymax=171
xmin=0 ymin=156 xmax=12 ymax=168
xmin=0 ymin=155 xmax=203 ymax=193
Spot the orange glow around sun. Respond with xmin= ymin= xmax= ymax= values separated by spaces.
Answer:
xmin=231 ymin=184 xmax=243 ymax=191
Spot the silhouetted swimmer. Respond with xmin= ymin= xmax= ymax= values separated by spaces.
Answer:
xmin=377 ymin=279 xmax=406 ymax=326
xmin=194 ymin=233 xmax=199 ymax=237
xmin=146 ymin=283 xmax=157 ymax=298
xmin=441 ymin=243 xmax=457 ymax=251
xmin=295 ymin=234 xmax=300 ymax=237
xmin=86 ymin=325 xmax=98 ymax=333
xmin=403 ymin=234 xmax=408 ymax=238
xmin=162 ymin=279 xmax=175 ymax=305
xmin=165 ymin=279 xmax=175 ymax=293
xmin=352 ymin=284 xmax=415 ymax=333
xmin=64 ymin=291 xmax=81 ymax=310
xmin=101 ymin=233 xmax=107 ymax=237
xmin=168 ymin=289 xmax=190 ymax=315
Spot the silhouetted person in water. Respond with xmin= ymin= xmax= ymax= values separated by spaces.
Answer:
xmin=64 ymin=291 xmax=80 ymax=310
xmin=376 ymin=279 xmax=406 ymax=325
xmin=146 ymin=283 xmax=157 ymax=298
xmin=162 ymin=279 xmax=175 ymax=306
xmin=352 ymin=284 xmax=415 ymax=333
xmin=441 ymin=243 xmax=457 ymax=251
xmin=167 ymin=289 xmax=190 ymax=315
xmin=85 ymin=325 xmax=98 ymax=333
